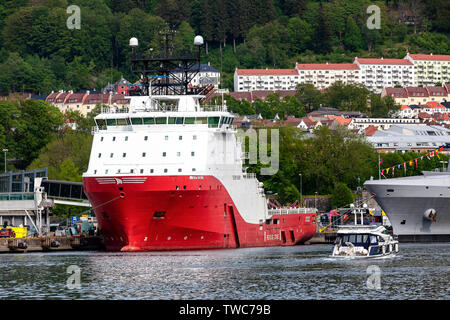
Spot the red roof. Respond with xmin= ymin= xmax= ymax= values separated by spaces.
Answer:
xmin=296 ymin=63 xmax=359 ymax=70
xmin=85 ymin=93 xmax=110 ymax=104
xmin=384 ymin=87 xmax=408 ymax=98
xmin=426 ymin=86 xmax=447 ymax=96
xmin=236 ymin=69 xmax=298 ymax=76
xmin=355 ymin=58 xmax=413 ymax=65
xmin=426 ymin=101 xmax=443 ymax=109
xmin=408 ymin=54 xmax=450 ymax=61
xmin=418 ymin=112 xmax=431 ymax=118
xmin=400 ymin=105 xmax=411 ymax=110
xmin=405 ymin=87 xmax=429 ymax=97
xmin=365 ymin=125 xmax=378 ymax=136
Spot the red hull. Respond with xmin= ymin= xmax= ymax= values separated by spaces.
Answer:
xmin=83 ymin=176 xmax=317 ymax=251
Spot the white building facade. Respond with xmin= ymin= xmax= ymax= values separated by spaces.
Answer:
xmin=234 ymin=69 xmax=300 ymax=92
xmin=405 ymin=53 xmax=450 ymax=87
xmin=353 ymin=58 xmax=415 ymax=93
xmin=295 ymin=63 xmax=361 ymax=90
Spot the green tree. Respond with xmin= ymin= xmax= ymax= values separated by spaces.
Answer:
xmin=286 ymin=17 xmax=313 ymax=54
xmin=343 ymin=16 xmax=363 ymax=52
xmin=331 ymin=182 xmax=354 ymax=208
xmin=295 ymin=83 xmax=324 ymax=112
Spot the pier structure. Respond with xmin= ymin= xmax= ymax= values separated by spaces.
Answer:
xmin=0 ymin=168 xmax=91 ymax=236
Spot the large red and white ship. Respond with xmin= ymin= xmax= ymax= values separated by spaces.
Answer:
xmin=82 ymin=34 xmax=317 ymax=251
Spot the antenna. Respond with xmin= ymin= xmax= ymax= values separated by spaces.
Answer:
xmin=128 ymin=28 xmax=204 ymax=96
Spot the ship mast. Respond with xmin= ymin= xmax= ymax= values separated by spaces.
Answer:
xmin=129 ymin=27 xmax=204 ymax=96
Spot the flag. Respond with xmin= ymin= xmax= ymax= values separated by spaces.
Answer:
xmin=392 ymin=167 xmax=395 ymax=177
xmin=381 ymin=169 xmax=384 ymax=175
xmin=386 ymin=168 xmax=390 ymax=174
xmin=435 ymin=149 xmax=440 ymax=159
xmin=430 ymin=151 xmax=434 ymax=157
xmin=439 ymin=146 xmax=444 ymax=152
xmin=426 ymin=153 xmax=430 ymax=160
xmin=415 ymin=158 xmax=418 ymax=168
xmin=409 ymin=160 xmax=413 ymax=166
xmin=379 ymin=155 xmax=383 ymax=165
xmin=398 ymin=164 xmax=401 ymax=170
xmin=404 ymin=162 xmax=407 ymax=173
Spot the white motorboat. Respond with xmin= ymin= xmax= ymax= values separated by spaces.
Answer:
xmin=331 ymin=204 xmax=399 ymax=258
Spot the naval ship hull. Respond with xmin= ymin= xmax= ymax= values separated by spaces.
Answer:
xmin=364 ymin=175 xmax=450 ymax=242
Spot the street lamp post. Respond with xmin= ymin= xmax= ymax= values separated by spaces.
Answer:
xmin=314 ymin=191 xmax=318 ymax=210
xmin=299 ymin=173 xmax=302 ymax=204
xmin=2 ymin=149 xmax=8 ymax=173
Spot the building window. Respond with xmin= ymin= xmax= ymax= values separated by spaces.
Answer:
xmin=122 ymin=153 xmax=126 ymax=158
xmin=94 ymin=170 xmax=97 ymax=174
xmin=140 ymin=169 xmax=144 ymax=174
xmin=163 ymin=152 xmax=166 ymax=157
xmin=130 ymin=169 xmax=134 ymax=173
xmin=105 ymin=169 xmax=108 ymax=174
xmin=177 ymin=152 xmax=181 ymax=157
xmin=100 ymin=137 xmax=104 ymax=142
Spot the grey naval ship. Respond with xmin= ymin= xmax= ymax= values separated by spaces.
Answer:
xmin=364 ymin=161 xmax=450 ymax=242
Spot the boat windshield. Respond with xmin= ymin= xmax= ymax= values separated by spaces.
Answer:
xmin=336 ymin=234 xmax=378 ymax=247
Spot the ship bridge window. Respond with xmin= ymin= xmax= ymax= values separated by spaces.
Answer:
xmin=143 ymin=117 xmax=155 ymax=125
xmin=195 ymin=117 xmax=207 ymax=124
xmin=95 ymin=119 xmax=107 ymax=130
xmin=116 ymin=118 xmax=129 ymax=126
xmin=208 ymin=117 xmax=220 ymax=128
xmin=131 ymin=117 xmax=143 ymax=125
xmin=185 ymin=117 xmax=195 ymax=124
xmin=156 ymin=117 xmax=167 ymax=124
xmin=106 ymin=119 xmax=117 ymax=126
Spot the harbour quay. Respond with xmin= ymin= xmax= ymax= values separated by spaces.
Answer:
xmin=0 ymin=235 xmax=104 ymax=253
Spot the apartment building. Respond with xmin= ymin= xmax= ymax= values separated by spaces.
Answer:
xmin=295 ymin=63 xmax=360 ymax=90
xmin=354 ymin=57 xmax=415 ymax=93
xmin=382 ymin=85 xmax=450 ymax=105
xmin=405 ymin=53 xmax=450 ymax=86
xmin=234 ymin=68 xmax=300 ymax=92
xmin=46 ymin=91 xmax=129 ymax=116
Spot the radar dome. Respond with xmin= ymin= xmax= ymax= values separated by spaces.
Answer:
xmin=194 ymin=35 xmax=204 ymax=46
xmin=129 ymin=37 xmax=138 ymax=47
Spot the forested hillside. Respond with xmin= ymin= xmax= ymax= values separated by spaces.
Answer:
xmin=0 ymin=0 xmax=448 ymax=94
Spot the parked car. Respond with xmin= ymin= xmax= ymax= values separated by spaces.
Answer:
xmin=0 ymin=228 xmax=16 ymax=238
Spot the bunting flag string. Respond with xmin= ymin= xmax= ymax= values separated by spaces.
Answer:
xmin=379 ymin=145 xmax=446 ymax=179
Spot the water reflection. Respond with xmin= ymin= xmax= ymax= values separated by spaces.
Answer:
xmin=0 ymin=244 xmax=448 ymax=299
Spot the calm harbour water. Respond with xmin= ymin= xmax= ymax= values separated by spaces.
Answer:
xmin=0 ymin=243 xmax=448 ymax=300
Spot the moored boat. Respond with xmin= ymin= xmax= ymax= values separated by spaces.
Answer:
xmin=82 ymin=33 xmax=317 ymax=251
